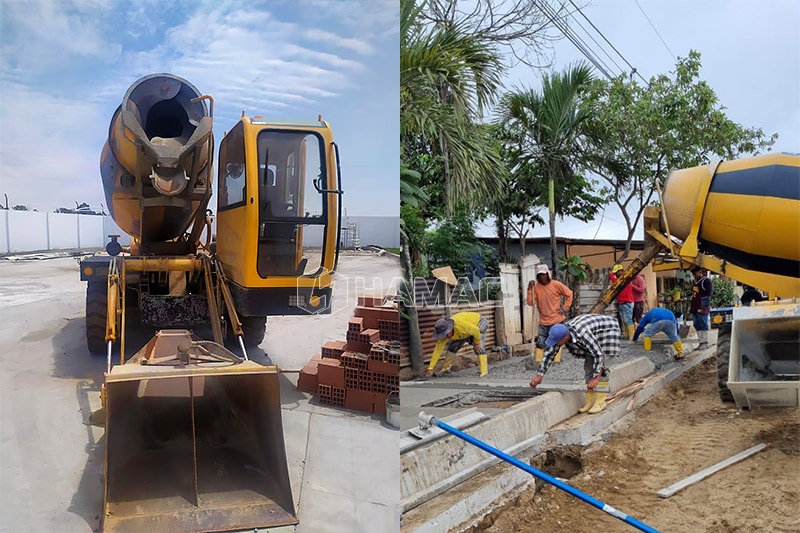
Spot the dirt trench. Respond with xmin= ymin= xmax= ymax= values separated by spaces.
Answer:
xmin=464 ymin=358 xmax=800 ymax=533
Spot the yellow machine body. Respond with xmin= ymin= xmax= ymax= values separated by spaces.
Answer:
xmin=662 ymin=152 xmax=800 ymax=287
xmin=215 ymin=117 xmax=341 ymax=316
xmin=595 ymin=153 xmax=800 ymax=409
xmin=85 ymin=76 xmax=320 ymax=531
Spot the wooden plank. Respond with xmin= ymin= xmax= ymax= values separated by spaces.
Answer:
xmin=656 ymin=443 xmax=768 ymax=498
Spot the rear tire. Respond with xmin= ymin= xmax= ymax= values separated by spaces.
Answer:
xmin=716 ymin=327 xmax=734 ymax=403
xmin=240 ymin=315 xmax=267 ymax=348
xmin=86 ymin=280 xmax=108 ymax=356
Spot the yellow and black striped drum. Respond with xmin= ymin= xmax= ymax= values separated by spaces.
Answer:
xmin=663 ymin=153 xmax=799 ymax=278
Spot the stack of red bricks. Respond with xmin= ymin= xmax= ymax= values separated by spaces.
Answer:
xmin=297 ymin=295 xmax=401 ymax=416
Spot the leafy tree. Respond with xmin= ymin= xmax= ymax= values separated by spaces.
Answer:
xmin=712 ymin=277 xmax=737 ymax=308
xmin=419 ymin=0 xmax=569 ymax=68
xmin=583 ymin=51 xmax=777 ymax=258
xmin=558 ymin=254 xmax=590 ymax=316
xmin=426 ymin=214 xmax=498 ymax=278
xmin=498 ymin=62 xmax=601 ymax=273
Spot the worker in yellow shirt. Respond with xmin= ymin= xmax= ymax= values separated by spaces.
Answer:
xmin=425 ymin=311 xmax=490 ymax=377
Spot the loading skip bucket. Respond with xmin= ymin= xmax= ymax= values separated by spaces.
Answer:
xmin=102 ymin=361 xmax=297 ymax=532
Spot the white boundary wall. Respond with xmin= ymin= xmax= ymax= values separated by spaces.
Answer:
xmin=0 ymin=211 xmax=130 ymax=254
xmin=0 ymin=211 xmax=400 ymax=254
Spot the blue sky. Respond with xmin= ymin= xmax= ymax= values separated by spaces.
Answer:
xmin=479 ymin=0 xmax=800 ymax=240
xmin=0 ymin=0 xmax=399 ymax=216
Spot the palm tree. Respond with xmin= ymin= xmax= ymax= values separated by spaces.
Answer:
xmin=499 ymin=63 xmax=594 ymax=274
xmin=400 ymin=0 xmax=507 ymax=375
xmin=401 ymin=0 xmax=506 ymax=213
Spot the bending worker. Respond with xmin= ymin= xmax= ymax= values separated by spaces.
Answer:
xmin=529 ymin=314 xmax=621 ymax=414
xmin=632 ymin=307 xmax=684 ymax=359
xmin=528 ymin=263 xmax=573 ymax=365
xmin=426 ymin=311 xmax=490 ymax=378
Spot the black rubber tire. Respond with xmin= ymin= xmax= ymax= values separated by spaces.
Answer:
xmin=86 ymin=280 xmax=108 ymax=356
xmin=240 ymin=315 xmax=267 ymax=348
xmin=716 ymin=327 xmax=734 ymax=403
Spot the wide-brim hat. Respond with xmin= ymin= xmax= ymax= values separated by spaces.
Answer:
xmin=535 ymin=264 xmax=551 ymax=277
xmin=545 ymin=323 xmax=569 ymax=346
xmin=432 ymin=317 xmax=454 ymax=340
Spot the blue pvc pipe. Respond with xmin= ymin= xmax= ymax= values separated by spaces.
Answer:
xmin=424 ymin=414 xmax=660 ymax=533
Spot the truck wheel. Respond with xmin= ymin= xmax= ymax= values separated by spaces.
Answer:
xmin=716 ymin=328 xmax=734 ymax=403
xmin=86 ymin=280 xmax=108 ymax=356
xmin=241 ymin=315 xmax=267 ymax=348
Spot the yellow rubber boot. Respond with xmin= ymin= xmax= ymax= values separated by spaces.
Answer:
xmin=626 ymin=324 xmax=635 ymax=340
xmin=478 ymin=353 xmax=488 ymax=377
xmin=578 ymin=392 xmax=596 ymax=413
xmin=554 ymin=346 xmax=563 ymax=363
xmin=534 ymin=347 xmax=544 ymax=362
xmin=643 ymin=337 xmax=652 ymax=351
xmin=588 ymin=381 xmax=610 ymax=414
xmin=673 ymin=341 xmax=684 ymax=359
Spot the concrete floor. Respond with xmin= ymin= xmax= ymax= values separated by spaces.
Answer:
xmin=0 ymin=251 xmax=401 ymax=533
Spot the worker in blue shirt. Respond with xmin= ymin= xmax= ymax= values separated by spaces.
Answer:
xmin=632 ymin=307 xmax=684 ymax=358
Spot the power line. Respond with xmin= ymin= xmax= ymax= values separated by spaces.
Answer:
xmin=633 ymin=0 xmax=676 ymax=61
xmin=565 ymin=5 xmax=626 ymax=74
xmin=534 ymin=0 xmax=618 ymax=80
xmin=567 ymin=0 xmax=649 ymax=85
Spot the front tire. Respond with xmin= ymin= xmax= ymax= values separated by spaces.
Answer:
xmin=240 ymin=315 xmax=267 ymax=348
xmin=716 ymin=327 xmax=734 ymax=403
xmin=86 ymin=280 xmax=108 ymax=356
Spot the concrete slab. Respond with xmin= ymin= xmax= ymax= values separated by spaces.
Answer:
xmin=303 ymin=413 xmax=399 ymax=505
xmin=298 ymin=486 xmax=399 ymax=533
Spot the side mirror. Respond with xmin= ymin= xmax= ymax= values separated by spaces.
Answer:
xmin=225 ymin=163 xmax=244 ymax=179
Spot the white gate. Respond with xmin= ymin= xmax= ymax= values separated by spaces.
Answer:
xmin=499 ymin=263 xmax=522 ymax=345
xmin=520 ymin=255 xmax=540 ymax=343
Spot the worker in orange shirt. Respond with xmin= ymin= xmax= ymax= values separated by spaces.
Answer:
xmin=527 ymin=263 xmax=573 ymax=364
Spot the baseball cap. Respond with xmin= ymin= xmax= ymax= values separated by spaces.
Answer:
xmin=545 ymin=323 xmax=569 ymax=346
xmin=612 ymin=264 xmax=624 ymax=273
xmin=432 ymin=318 xmax=454 ymax=340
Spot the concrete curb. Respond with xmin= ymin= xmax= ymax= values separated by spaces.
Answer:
xmin=401 ymin=347 xmax=715 ymax=532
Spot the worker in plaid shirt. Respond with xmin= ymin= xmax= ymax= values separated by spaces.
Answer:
xmin=529 ymin=314 xmax=621 ymax=414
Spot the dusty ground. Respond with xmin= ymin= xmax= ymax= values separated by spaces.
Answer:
xmin=469 ymin=358 xmax=800 ymax=533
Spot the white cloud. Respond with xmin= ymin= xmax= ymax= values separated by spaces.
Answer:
xmin=0 ymin=0 xmax=120 ymax=81
xmin=0 ymin=0 xmax=398 ymax=215
xmin=301 ymin=29 xmax=375 ymax=56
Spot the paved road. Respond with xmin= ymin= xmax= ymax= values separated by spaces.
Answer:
xmin=0 ymin=251 xmax=401 ymax=533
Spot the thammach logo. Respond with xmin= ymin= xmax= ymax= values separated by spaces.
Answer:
xmin=295 ymin=273 xmax=500 ymax=315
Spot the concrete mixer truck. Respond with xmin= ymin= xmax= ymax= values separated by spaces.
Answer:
xmin=78 ymin=73 xmax=342 ymax=531
xmin=593 ymin=153 xmax=800 ymax=410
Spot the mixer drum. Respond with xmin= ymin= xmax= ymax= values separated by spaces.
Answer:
xmin=100 ymin=74 xmax=213 ymax=243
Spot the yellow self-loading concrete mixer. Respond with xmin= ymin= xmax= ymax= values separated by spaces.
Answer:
xmin=79 ymin=73 xmax=342 ymax=531
xmin=594 ymin=153 xmax=800 ymax=409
